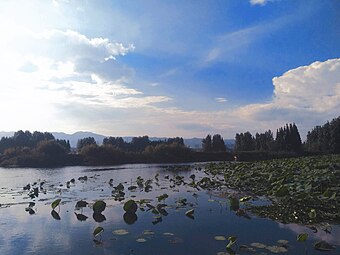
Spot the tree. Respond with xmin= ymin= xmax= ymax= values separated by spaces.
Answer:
xmin=202 ymin=135 xmax=212 ymax=152
xmin=77 ymin=137 xmax=97 ymax=151
xmin=103 ymin=137 xmax=126 ymax=150
xmin=130 ymin=136 xmax=150 ymax=152
xmin=212 ymin=134 xmax=226 ymax=152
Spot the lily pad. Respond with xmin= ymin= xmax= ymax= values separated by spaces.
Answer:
xmin=112 ymin=229 xmax=129 ymax=235
xmin=214 ymin=236 xmax=226 ymax=241
xmin=93 ymin=226 xmax=104 ymax=237
xmin=93 ymin=200 xmax=106 ymax=214
xmin=314 ymin=240 xmax=335 ymax=251
xmin=136 ymin=238 xmax=147 ymax=243
xmin=51 ymin=199 xmax=61 ymax=210
xmin=123 ymin=200 xmax=138 ymax=213
xmin=143 ymin=230 xmax=155 ymax=235
xmin=266 ymin=245 xmax=288 ymax=253
xmin=163 ymin=232 xmax=175 ymax=236
xmin=250 ymin=242 xmax=267 ymax=249
xmin=297 ymin=233 xmax=308 ymax=242
xmin=226 ymin=236 xmax=237 ymax=249
xmin=185 ymin=209 xmax=195 ymax=219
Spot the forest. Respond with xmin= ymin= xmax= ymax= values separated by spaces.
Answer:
xmin=0 ymin=116 xmax=339 ymax=167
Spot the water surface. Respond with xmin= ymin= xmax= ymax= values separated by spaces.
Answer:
xmin=0 ymin=164 xmax=339 ymax=255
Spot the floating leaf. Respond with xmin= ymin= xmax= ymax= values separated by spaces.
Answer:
xmin=266 ymin=245 xmax=288 ymax=253
xmin=277 ymin=239 xmax=289 ymax=245
xmin=157 ymin=194 xmax=169 ymax=202
xmin=308 ymin=209 xmax=316 ymax=219
xmin=51 ymin=199 xmax=61 ymax=210
xmin=226 ymin=236 xmax=237 ymax=249
xmin=112 ymin=229 xmax=129 ymax=235
xmin=93 ymin=200 xmax=106 ymax=213
xmin=185 ymin=209 xmax=194 ymax=219
xmin=143 ymin=230 xmax=155 ymax=235
xmin=214 ymin=236 xmax=226 ymax=241
xmin=250 ymin=242 xmax=266 ymax=249
xmin=297 ymin=233 xmax=308 ymax=242
xmin=239 ymin=196 xmax=252 ymax=202
xmin=93 ymin=226 xmax=104 ymax=237
xmin=123 ymin=200 xmax=138 ymax=213
xmin=136 ymin=238 xmax=147 ymax=243
xmin=314 ymin=240 xmax=335 ymax=251
xmin=163 ymin=232 xmax=174 ymax=236
xmin=76 ymin=200 xmax=88 ymax=209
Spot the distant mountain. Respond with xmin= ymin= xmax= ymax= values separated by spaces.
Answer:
xmin=52 ymin=131 xmax=106 ymax=148
xmin=0 ymin=131 xmax=14 ymax=138
xmin=0 ymin=131 xmax=235 ymax=149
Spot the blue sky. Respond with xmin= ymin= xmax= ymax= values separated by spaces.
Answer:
xmin=0 ymin=0 xmax=339 ymax=138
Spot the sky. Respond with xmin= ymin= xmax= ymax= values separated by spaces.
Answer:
xmin=0 ymin=0 xmax=339 ymax=139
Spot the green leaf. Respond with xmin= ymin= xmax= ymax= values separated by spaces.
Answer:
xmin=185 ymin=209 xmax=194 ymax=219
xmin=297 ymin=233 xmax=308 ymax=242
xmin=308 ymin=209 xmax=316 ymax=219
xmin=314 ymin=240 xmax=335 ymax=251
xmin=93 ymin=200 xmax=106 ymax=213
xmin=157 ymin=194 xmax=169 ymax=202
xmin=226 ymin=236 xmax=238 ymax=248
xmin=93 ymin=226 xmax=104 ymax=237
xmin=123 ymin=200 xmax=138 ymax=213
xmin=51 ymin=199 xmax=61 ymax=210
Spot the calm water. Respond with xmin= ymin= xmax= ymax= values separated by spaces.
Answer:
xmin=0 ymin=164 xmax=339 ymax=255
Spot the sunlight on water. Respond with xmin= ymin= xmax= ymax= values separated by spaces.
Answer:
xmin=0 ymin=164 xmax=339 ymax=255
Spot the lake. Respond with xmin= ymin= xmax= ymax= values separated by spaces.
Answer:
xmin=0 ymin=163 xmax=339 ymax=255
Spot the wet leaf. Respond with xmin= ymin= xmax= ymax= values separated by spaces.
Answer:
xmin=157 ymin=194 xmax=169 ymax=202
xmin=266 ymin=245 xmax=288 ymax=253
xmin=112 ymin=229 xmax=129 ymax=235
xmin=136 ymin=238 xmax=147 ymax=243
xmin=123 ymin=200 xmax=138 ymax=213
xmin=214 ymin=236 xmax=226 ymax=241
xmin=93 ymin=226 xmax=104 ymax=237
xmin=163 ymin=232 xmax=174 ymax=236
xmin=76 ymin=200 xmax=88 ymax=209
xmin=93 ymin=200 xmax=106 ymax=214
xmin=297 ymin=233 xmax=308 ymax=242
xmin=308 ymin=209 xmax=316 ymax=219
xmin=51 ymin=199 xmax=61 ymax=210
xmin=185 ymin=209 xmax=194 ymax=219
xmin=314 ymin=240 xmax=335 ymax=251
xmin=250 ymin=242 xmax=266 ymax=249
xmin=226 ymin=236 xmax=237 ymax=249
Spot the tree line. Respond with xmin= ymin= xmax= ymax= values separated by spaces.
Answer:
xmin=0 ymin=115 xmax=339 ymax=167
xmin=234 ymin=123 xmax=302 ymax=153
xmin=229 ymin=116 xmax=340 ymax=160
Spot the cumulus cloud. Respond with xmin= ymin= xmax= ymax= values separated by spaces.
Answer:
xmin=233 ymin=58 xmax=340 ymax=134
xmin=30 ymin=29 xmax=135 ymax=62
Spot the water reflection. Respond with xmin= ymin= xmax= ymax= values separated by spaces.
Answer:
xmin=0 ymin=163 xmax=339 ymax=255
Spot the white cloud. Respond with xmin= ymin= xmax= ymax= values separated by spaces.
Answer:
xmin=233 ymin=58 xmax=340 ymax=135
xmin=215 ymin=97 xmax=228 ymax=103
xmin=250 ymin=0 xmax=268 ymax=6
